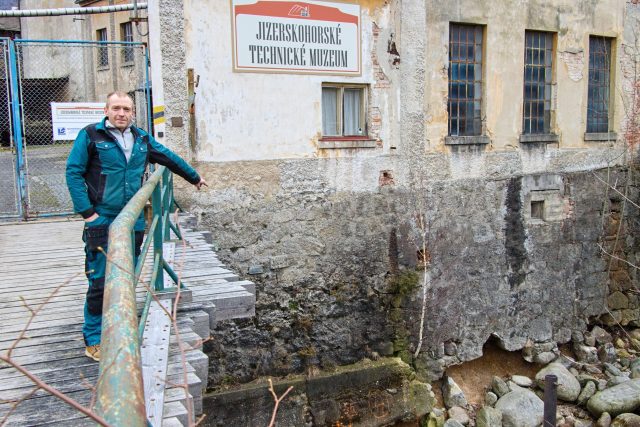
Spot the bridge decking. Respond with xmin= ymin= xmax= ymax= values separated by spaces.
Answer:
xmin=0 ymin=216 xmax=255 ymax=426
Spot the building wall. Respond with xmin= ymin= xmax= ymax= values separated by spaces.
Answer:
xmin=152 ymin=0 xmax=640 ymax=384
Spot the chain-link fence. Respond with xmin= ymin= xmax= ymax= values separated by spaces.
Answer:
xmin=0 ymin=40 xmax=150 ymax=219
xmin=0 ymin=39 xmax=18 ymax=217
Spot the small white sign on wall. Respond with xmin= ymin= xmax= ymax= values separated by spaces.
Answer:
xmin=51 ymin=102 xmax=105 ymax=141
xmin=232 ymin=0 xmax=361 ymax=75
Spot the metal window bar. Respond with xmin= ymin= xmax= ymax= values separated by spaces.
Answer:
xmin=523 ymin=31 xmax=553 ymax=134
xmin=448 ymin=23 xmax=483 ymax=136
xmin=96 ymin=166 xmax=184 ymax=426
xmin=587 ymin=36 xmax=611 ymax=133
xmin=97 ymin=29 xmax=108 ymax=67
xmin=121 ymin=22 xmax=134 ymax=63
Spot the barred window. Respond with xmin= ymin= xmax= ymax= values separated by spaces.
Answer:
xmin=448 ymin=24 xmax=483 ymax=136
xmin=523 ymin=31 xmax=553 ymax=134
xmin=97 ymin=28 xmax=108 ymax=67
xmin=587 ymin=36 xmax=612 ymax=133
xmin=121 ymin=22 xmax=134 ymax=63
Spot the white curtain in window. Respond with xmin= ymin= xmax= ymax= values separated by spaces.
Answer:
xmin=343 ymin=89 xmax=361 ymax=135
xmin=322 ymin=88 xmax=338 ymax=135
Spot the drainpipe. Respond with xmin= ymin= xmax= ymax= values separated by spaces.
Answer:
xmin=0 ymin=3 xmax=147 ymax=17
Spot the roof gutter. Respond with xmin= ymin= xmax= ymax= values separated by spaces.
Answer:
xmin=0 ymin=3 xmax=148 ymax=17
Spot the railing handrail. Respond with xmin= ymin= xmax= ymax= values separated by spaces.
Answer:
xmin=95 ymin=165 xmax=174 ymax=426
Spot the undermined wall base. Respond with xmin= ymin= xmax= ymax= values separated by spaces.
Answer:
xmin=200 ymin=358 xmax=435 ymax=427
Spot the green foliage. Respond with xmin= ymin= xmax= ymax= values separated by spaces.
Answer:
xmin=388 ymin=270 xmax=420 ymax=296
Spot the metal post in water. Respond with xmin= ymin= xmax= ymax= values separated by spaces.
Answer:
xmin=543 ymin=374 xmax=557 ymax=427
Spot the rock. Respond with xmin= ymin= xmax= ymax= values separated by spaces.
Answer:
xmin=577 ymin=381 xmax=597 ymax=406
xmin=485 ymin=392 xmax=498 ymax=406
xmin=630 ymin=329 xmax=640 ymax=340
xmin=587 ymin=378 xmax=640 ymax=417
xmin=492 ymin=376 xmax=510 ymax=398
xmin=630 ymin=359 xmax=640 ymax=379
xmin=598 ymin=343 xmax=617 ymax=363
xmin=604 ymin=363 xmax=623 ymax=377
xmin=444 ymin=420 xmax=465 ymax=427
xmin=608 ymin=291 xmax=629 ymax=310
xmin=534 ymin=351 xmax=557 ymax=364
xmin=427 ymin=411 xmax=445 ymax=427
xmin=611 ymin=413 xmax=640 ymax=426
xmin=615 ymin=338 xmax=626 ymax=349
xmin=584 ymin=331 xmax=597 ymax=347
xmin=572 ymin=330 xmax=585 ymax=344
xmin=444 ymin=341 xmax=457 ymax=356
xmin=442 ymin=376 xmax=467 ymax=409
xmin=476 ymin=406 xmax=503 ymax=427
xmin=597 ymin=379 xmax=608 ymax=391
xmin=596 ymin=412 xmax=611 ymax=427
xmin=535 ymin=363 xmax=582 ymax=402
xmin=607 ymin=376 xmax=630 ymax=387
xmin=577 ymin=374 xmax=599 ymax=386
xmin=448 ymin=406 xmax=470 ymax=426
xmin=511 ymin=375 xmax=533 ymax=387
xmin=592 ymin=326 xmax=613 ymax=344
xmin=495 ymin=389 xmax=544 ymax=427
xmin=585 ymin=365 xmax=603 ymax=375
xmin=574 ymin=343 xmax=599 ymax=364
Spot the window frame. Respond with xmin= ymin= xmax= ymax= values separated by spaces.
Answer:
xmin=521 ymin=30 xmax=558 ymax=142
xmin=120 ymin=22 xmax=134 ymax=65
xmin=447 ymin=23 xmax=484 ymax=138
xmin=96 ymin=28 xmax=108 ymax=68
xmin=586 ymin=35 xmax=615 ymax=137
xmin=320 ymin=83 xmax=368 ymax=140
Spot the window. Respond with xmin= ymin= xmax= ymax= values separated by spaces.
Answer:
xmin=97 ymin=28 xmax=108 ymax=67
xmin=587 ymin=36 xmax=612 ymax=133
xmin=523 ymin=31 xmax=554 ymax=134
xmin=321 ymin=84 xmax=366 ymax=137
xmin=448 ymin=24 xmax=483 ymax=136
xmin=121 ymin=22 xmax=134 ymax=63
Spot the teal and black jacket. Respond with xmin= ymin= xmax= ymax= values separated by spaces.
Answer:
xmin=66 ymin=118 xmax=200 ymax=219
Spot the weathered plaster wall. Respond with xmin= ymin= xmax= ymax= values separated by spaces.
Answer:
xmin=184 ymin=0 xmax=395 ymax=161
xmin=150 ymin=0 xmax=640 ymax=386
xmin=421 ymin=0 xmax=624 ymax=152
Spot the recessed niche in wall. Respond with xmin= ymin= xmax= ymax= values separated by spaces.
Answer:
xmin=531 ymin=200 xmax=545 ymax=220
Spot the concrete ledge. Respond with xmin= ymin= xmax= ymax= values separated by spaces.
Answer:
xmin=445 ymin=135 xmax=490 ymax=145
xmin=318 ymin=139 xmax=377 ymax=149
xmin=584 ymin=132 xmax=618 ymax=142
xmin=519 ymin=133 xmax=559 ymax=143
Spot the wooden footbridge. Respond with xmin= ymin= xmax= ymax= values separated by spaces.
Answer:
xmin=0 ymin=168 xmax=256 ymax=426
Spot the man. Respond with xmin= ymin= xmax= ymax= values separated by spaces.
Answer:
xmin=66 ymin=91 xmax=206 ymax=361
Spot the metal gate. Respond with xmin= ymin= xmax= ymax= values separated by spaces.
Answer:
xmin=0 ymin=39 xmax=151 ymax=220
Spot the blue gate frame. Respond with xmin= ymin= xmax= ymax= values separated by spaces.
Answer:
xmin=0 ymin=38 xmax=152 ymax=220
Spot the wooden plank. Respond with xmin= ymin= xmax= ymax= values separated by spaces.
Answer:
xmin=141 ymin=299 xmax=172 ymax=427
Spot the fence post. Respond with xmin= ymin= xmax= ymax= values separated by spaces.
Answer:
xmin=7 ymin=40 xmax=27 ymax=219
xmin=543 ymin=374 xmax=557 ymax=426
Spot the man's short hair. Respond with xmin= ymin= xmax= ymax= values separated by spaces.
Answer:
xmin=106 ymin=91 xmax=134 ymax=107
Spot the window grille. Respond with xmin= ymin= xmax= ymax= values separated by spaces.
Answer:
xmin=587 ymin=36 xmax=612 ymax=133
xmin=121 ymin=22 xmax=134 ymax=63
xmin=97 ymin=28 xmax=108 ymax=67
xmin=523 ymin=31 xmax=553 ymax=134
xmin=448 ymin=24 xmax=483 ymax=136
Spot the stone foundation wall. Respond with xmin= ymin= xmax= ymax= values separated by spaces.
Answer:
xmin=180 ymin=154 xmax=639 ymax=385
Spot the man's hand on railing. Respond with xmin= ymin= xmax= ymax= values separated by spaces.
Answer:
xmin=195 ymin=178 xmax=208 ymax=190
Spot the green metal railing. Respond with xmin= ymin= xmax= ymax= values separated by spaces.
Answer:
xmin=94 ymin=166 xmax=183 ymax=426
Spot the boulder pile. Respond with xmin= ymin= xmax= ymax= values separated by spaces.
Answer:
xmin=425 ymin=327 xmax=640 ymax=427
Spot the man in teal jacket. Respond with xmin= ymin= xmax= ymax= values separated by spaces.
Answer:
xmin=66 ymin=91 xmax=206 ymax=361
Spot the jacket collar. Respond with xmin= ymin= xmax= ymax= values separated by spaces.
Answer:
xmin=97 ymin=117 xmax=141 ymax=139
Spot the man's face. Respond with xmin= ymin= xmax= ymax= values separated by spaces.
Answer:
xmin=105 ymin=94 xmax=134 ymax=131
